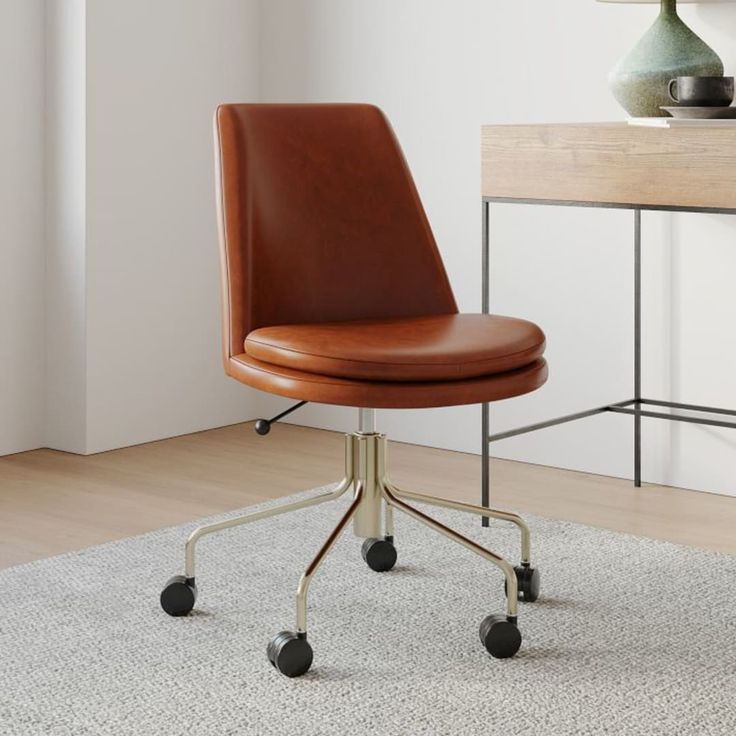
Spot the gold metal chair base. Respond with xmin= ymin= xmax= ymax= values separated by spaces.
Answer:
xmin=181 ymin=426 xmax=534 ymax=635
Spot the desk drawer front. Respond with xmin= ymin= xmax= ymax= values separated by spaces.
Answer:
xmin=481 ymin=124 xmax=736 ymax=211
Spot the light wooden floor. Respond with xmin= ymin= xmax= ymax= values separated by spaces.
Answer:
xmin=1 ymin=421 xmax=734 ymax=569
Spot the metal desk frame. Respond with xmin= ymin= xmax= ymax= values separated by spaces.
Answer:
xmin=480 ymin=197 xmax=736 ymax=525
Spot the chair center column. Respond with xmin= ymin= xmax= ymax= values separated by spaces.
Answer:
xmin=350 ymin=431 xmax=386 ymax=539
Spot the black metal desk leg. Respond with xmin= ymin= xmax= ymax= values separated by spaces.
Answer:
xmin=481 ymin=403 xmax=490 ymax=527
xmin=481 ymin=200 xmax=490 ymax=525
xmin=634 ymin=209 xmax=642 ymax=487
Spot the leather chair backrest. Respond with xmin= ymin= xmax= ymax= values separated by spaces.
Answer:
xmin=214 ymin=103 xmax=457 ymax=360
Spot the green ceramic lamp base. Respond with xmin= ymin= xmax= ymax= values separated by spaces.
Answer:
xmin=610 ymin=0 xmax=723 ymax=117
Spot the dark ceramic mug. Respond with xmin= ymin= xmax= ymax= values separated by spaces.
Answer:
xmin=668 ymin=76 xmax=734 ymax=107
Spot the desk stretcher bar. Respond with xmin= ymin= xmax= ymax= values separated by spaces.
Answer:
xmin=489 ymin=398 xmax=736 ymax=444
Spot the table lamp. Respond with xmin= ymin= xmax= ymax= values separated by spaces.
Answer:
xmin=599 ymin=0 xmax=731 ymax=116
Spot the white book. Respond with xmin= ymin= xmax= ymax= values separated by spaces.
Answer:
xmin=627 ymin=117 xmax=736 ymax=128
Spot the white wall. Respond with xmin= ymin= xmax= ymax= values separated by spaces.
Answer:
xmin=260 ymin=0 xmax=736 ymax=498
xmin=83 ymin=0 xmax=262 ymax=453
xmin=3 ymin=0 xmax=265 ymax=457
xmin=2 ymin=0 xmax=266 ymax=457
xmin=0 ymin=0 xmax=46 ymax=456
xmin=45 ymin=0 xmax=87 ymax=453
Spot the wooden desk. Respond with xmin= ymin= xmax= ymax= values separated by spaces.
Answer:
xmin=482 ymin=122 xmax=736 ymax=213
xmin=478 ymin=122 xmax=736 ymax=518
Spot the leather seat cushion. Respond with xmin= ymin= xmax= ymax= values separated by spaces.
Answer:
xmin=244 ymin=314 xmax=545 ymax=382
xmin=228 ymin=353 xmax=548 ymax=409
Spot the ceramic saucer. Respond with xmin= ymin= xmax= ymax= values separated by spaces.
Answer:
xmin=660 ymin=105 xmax=736 ymax=119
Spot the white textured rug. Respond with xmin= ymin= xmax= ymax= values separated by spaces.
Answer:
xmin=1 ymin=486 xmax=735 ymax=736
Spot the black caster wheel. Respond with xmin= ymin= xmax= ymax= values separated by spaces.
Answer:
xmin=361 ymin=536 xmax=397 ymax=572
xmin=505 ymin=564 xmax=540 ymax=603
xmin=160 ymin=575 xmax=197 ymax=617
xmin=479 ymin=614 xmax=522 ymax=659
xmin=267 ymin=631 xmax=313 ymax=677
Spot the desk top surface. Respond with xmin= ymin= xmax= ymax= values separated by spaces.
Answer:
xmin=481 ymin=122 xmax=736 ymax=212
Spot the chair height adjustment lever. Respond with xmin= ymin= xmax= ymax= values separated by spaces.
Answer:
xmin=255 ymin=401 xmax=308 ymax=436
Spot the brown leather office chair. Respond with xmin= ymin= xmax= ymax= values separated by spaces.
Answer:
xmin=160 ymin=104 xmax=547 ymax=677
